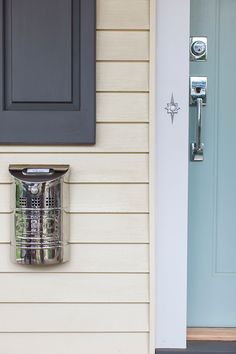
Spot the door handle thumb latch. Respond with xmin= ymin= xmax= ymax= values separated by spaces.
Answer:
xmin=190 ymin=77 xmax=207 ymax=161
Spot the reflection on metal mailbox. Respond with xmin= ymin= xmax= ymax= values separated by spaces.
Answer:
xmin=9 ymin=165 xmax=70 ymax=265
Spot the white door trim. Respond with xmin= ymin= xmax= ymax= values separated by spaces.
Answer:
xmin=155 ymin=0 xmax=190 ymax=349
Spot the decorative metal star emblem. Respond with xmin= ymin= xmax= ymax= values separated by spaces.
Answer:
xmin=165 ymin=93 xmax=180 ymax=124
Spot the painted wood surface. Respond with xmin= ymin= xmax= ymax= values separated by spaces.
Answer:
xmin=97 ymin=62 xmax=149 ymax=92
xmin=0 ymin=333 xmax=149 ymax=354
xmin=0 ymin=304 xmax=149 ymax=332
xmin=188 ymin=0 xmax=236 ymax=327
xmin=0 ymin=244 xmax=149 ymax=272
xmin=0 ymin=273 xmax=149 ymax=302
xmin=0 ymin=124 xmax=148 ymax=152
xmin=96 ymin=92 xmax=149 ymax=122
xmin=155 ymin=0 xmax=190 ymax=348
xmin=97 ymin=31 xmax=149 ymax=61
xmin=0 ymin=0 xmax=153 ymax=353
xmin=0 ymin=0 xmax=96 ymax=145
xmin=97 ymin=0 xmax=149 ymax=29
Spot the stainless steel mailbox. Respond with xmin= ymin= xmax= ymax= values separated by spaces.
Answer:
xmin=9 ymin=165 xmax=70 ymax=265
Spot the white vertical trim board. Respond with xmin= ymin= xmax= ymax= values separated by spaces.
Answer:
xmin=155 ymin=0 xmax=190 ymax=349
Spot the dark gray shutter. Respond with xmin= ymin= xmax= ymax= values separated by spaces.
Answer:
xmin=0 ymin=0 xmax=96 ymax=144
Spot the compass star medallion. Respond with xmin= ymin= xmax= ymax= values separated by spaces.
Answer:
xmin=165 ymin=93 xmax=180 ymax=124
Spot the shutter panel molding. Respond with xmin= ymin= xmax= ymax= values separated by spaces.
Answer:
xmin=0 ymin=0 xmax=96 ymax=144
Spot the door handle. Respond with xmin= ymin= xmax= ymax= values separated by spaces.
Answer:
xmin=190 ymin=77 xmax=207 ymax=161
xmin=191 ymin=97 xmax=204 ymax=161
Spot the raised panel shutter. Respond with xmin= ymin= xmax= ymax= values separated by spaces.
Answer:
xmin=0 ymin=0 xmax=96 ymax=144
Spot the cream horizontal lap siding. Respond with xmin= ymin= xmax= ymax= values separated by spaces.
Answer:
xmin=0 ymin=1 xmax=155 ymax=354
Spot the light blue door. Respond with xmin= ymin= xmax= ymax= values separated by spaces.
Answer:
xmin=188 ymin=0 xmax=236 ymax=326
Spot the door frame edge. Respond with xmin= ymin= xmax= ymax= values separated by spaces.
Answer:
xmin=150 ymin=0 xmax=157 ymax=353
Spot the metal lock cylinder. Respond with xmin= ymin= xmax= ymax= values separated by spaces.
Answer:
xmin=9 ymin=165 xmax=70 ymax=265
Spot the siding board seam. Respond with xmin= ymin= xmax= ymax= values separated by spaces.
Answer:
xmin=0 ymin=331 xmax=150 ymax=334
xmin=96 ymin=91 xmax=149 ymax=93
xmin=0 ymin=272 xmax=150 ymax=274
xmin=96 ymin=122 xmax=149 ymax=124
xmin=0 ymin=242 xmax=150 ymax=245
xmin=0 ymin=152 xmax=149 ymax=154
xmin=96 ymin=29 xmax=150 ymax=32
xmin=0 ymin=302 xmax=151 ymax=304
xmin=0 ymin=212 xmax=150 ymax=215
xmin=96 ymin=60 xmax=149 ymax=63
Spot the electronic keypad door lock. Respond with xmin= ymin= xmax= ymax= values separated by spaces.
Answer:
xmin=190 ymin=77 xmax=207 ymax=161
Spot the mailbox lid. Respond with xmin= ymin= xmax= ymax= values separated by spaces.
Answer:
xmin=9 ymin=165 xmax=70 ymax=183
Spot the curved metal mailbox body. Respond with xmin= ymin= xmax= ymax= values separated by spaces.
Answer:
xmin=9 ymin=165 xmax=70 ymax=265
